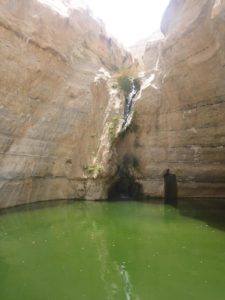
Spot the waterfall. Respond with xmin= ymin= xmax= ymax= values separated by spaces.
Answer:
xmin=122 ymin=80 xmax=138 ymax=130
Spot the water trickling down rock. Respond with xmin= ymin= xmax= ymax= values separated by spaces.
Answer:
xmin=0 ymin=0 xmax=225 ymax=208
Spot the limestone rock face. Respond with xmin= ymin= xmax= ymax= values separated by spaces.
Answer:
xmin=117 ymin=0 xmax=225 ymax=198
xmin=0 ymin=0 xmax=131 ymax=208
xmin=129 ymin=31 xmax=164 ymax=73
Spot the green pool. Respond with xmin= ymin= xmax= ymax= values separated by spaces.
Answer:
xmin=0 ymin=200 xmax=225 ymax=300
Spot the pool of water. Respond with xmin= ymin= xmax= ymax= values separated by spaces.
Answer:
xmin=0 ymin=200 xmax=225 ymax=300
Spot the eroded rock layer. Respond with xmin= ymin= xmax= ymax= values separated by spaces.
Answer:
xmin=0 ymin=0 xmax=131 ymax=208
xmin=117 ymin=0 xmax=225 ymax=198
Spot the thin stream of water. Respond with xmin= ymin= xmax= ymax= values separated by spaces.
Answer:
xmin=123 ymin=80 xmax=138 ymax=130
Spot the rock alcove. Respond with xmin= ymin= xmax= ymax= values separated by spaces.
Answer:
xmin=108 ymin=154 xmax=143 ymax=200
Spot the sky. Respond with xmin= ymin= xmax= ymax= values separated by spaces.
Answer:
xmin=79 ymin=0 xmax=170 ymax=46
xmin=39 ymin=0 xmax=170 ymax=46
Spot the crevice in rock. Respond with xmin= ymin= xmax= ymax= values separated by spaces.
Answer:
xmin=108 ymin=154 xmax=143 ymax=200
xmin=107 ymin=76 xmax=143 ymax=200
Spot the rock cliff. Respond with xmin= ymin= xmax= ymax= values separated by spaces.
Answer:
xmin=1 ymin=0 xmax=224 ymax=208
xmin=117 ymin=0 xmax=225 ymax=199
xmin=0 ymin=0 xmax=131 ymax=208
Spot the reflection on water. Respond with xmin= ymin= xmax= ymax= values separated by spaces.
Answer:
xmin=120 ymin=262 xmax=136 ymax=300
xmin=178 ymin=198 xmax=225 ymax=232
xmin=0 ymin=200 xmax=225 ymax=300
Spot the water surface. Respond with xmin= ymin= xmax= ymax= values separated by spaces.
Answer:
xmin=0 ymin=200 xmax=225 ymax=300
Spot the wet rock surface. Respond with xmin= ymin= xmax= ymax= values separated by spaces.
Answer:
xmin=0 ymin=0 xmax=225 ymax=208
xmin=117 ymin=0 xmax=225 ymax=199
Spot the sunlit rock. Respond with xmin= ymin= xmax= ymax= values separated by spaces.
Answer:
xmin=0 ymin=0 xmax=132 ymax=207
xmin=117 ymin=0 xmax=225 ymax=199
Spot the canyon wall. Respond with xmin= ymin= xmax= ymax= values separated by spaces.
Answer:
xmin=118 ymin=0 xmax=225 ymax=198
xmin=1 ymin=0 xmax=224 ymax=208
xmin=0 ymin=0 xmax=131 ymax=208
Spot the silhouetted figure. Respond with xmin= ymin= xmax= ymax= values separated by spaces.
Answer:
xmin=164 ymin=169 xmax=178 ymax=207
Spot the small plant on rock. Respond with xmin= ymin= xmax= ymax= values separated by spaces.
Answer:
xmin=83 ymin=164 xmax=102 ymax=175
xmin=117 ymin=76 xmax=133 ymax=97
xmin=109 ymin=115 xmax=120 ymax=142
xmin=133 ymin=78 xmax=141 ymax=92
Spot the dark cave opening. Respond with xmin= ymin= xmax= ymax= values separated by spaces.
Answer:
xmin=108 ymin=154 xmax=143 ymax=200
xmin=163 ymin=169 xmax=178 ymax=207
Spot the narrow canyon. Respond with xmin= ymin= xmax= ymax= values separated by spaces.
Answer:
xmin=0 ymin=0 xmax=225 ymax=208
